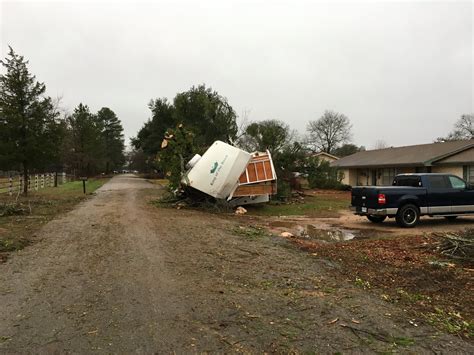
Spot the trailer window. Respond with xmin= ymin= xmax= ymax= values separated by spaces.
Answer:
xmin=393 ymin=176 xmax=421 ymax=187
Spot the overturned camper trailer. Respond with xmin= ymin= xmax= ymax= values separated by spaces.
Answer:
xmin=182 ymin=141 xmax=277 ymax=205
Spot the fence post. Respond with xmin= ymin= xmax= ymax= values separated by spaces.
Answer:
xmin=62 ymin=172 xmax=66 ymax=184
xmin=28 ymin=175 xmax=31 ymax=192
xmin=19 ymin=176 xmax=23 ymax=194
xmin=35 ymin=175 xmax=38 ymax=191
xmin=8 ymin=177 xmax=12 ymax=196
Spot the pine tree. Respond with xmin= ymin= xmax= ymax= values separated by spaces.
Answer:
xmin=0 ymin=47 xmax=61 ymax=195
xmin=65 ymin=104 xmax=104 ymax=176
xmin=97 ymin=107 xmax=125 ymax=174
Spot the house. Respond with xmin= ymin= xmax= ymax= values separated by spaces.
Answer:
xmin=331 ymin=140 xmax=474 ymax=186
xmin=311 ymin=152 xmax=339 ymax=163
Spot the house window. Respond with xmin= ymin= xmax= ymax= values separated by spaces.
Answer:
xmin=381 ymin=168 xmax=397 ymax=186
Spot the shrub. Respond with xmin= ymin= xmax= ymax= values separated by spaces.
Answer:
xmin=306 ymin=157 xmax=343 ymax=189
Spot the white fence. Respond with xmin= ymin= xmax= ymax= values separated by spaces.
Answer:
xmin=0 ymin=173 xmax=69 ymax=195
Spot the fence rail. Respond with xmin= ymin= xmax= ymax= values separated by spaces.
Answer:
xmin=0 ymin=173 xmax=70 ymax=195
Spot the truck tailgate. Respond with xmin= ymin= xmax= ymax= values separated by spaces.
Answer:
xmin=351 ymin=187 xmax=380 ymax=209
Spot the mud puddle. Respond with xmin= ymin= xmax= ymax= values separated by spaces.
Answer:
xmin=267 ymin=218 xmax=360 ymax=243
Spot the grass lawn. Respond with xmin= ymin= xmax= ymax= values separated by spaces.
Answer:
xmin=245 ymin=192 xmax=350 ymax=217
xmin=0 ymin=178 xmax=108 ymax=258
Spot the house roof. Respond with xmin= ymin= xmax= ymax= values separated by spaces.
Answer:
xmin=312 ymin=152 xmax=339 ymax=160
xmin=331 ymin=140 xmax=474 ymax=168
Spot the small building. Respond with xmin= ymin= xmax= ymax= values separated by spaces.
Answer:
xmin=311 ymin=152 xmax=339 ymax=163
xmin=331 ymin=140 xmax=474 ymax=186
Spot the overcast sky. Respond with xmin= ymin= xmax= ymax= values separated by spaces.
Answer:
xmin=1 ymin=0 xmax=473 ymax=149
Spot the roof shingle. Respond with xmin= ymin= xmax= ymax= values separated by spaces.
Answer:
xmin=331 ymin=140 xmax=474 ymax=168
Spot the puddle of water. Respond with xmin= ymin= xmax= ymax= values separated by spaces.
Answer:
xmin=305 ymin=224 xmax=355 ymax=242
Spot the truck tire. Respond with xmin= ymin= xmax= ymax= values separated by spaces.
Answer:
xmin=396 ymin=204 xmax=420 ymax=228
xmin=367 ymin=215 xmax=387 ymax=223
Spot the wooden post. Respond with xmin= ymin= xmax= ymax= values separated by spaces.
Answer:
xmin=35 ymin=175 xmax=38 ymax=191
xmin=8 ymin=177 xmax=12 ymax=196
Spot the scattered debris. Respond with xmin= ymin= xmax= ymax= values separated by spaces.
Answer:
xmin=280 ymin=231 xmax=294 ymax=238
xmin=235 ymin=206 xmax=247 ymax=215
xmin=327 ymin=318 xmax=339 ymax=324
xmin=0 ymin=202 xmax=30 ymax=217
xmin=433 ymin=230 xmax=474 ymax=261
xmin=428 ymin=260 xmax=456 ymax=268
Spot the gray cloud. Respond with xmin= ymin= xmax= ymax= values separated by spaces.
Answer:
xmin=1 ymin=0 xmax=472 ymax=148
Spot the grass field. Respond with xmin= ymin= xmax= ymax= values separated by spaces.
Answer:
xmin=0 ymin=178 xmax=108 ymax=258
xmin=245 ymin=193 xmax=350 ymax=217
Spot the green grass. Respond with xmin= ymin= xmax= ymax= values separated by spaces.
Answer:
xmin=426 ymin=307 xmax=474 ymax=337
xmin=0 ymin=178 xmax=108 ymax=257
xmin=232 ymin=225 xmax=269 ymax=240
xmin=244 ymin=194 xmax=349 ymax=217
xmin=35 ymin=178 xmax=107 ymax=196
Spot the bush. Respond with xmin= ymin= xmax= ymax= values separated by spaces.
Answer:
xmin=306 ymin=157 xmax=343 ymax=189
xmin=275 ymin=180 xmax=292 ymax=201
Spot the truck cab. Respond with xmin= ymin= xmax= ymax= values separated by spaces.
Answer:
xmin=351 ymin=173 xmax=474 ymax=227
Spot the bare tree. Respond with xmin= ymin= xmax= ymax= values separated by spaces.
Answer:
xmin=438 ymin=114 xmax=474 ymax=141
xmin=307 ymin=110 xmax=352 ymax=154
xmin=373 ymin=139 xmax=389 ymax=150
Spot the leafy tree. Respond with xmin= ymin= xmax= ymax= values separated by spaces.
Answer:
xmin=0 ymin=47 xmax=62 ymax=194
xmin=132 ymin=98 xmax=175 ymax=156
xmin=173 ymin=85 xmax=237 ymax=147
xmin=332 ymin=143 xmax=365 ymax=158
xmin=438 ymin=114 xmax=474 ymax=141
xmin=307 ymin=110 xmax=352 ymax=154
xmin=64 ymin=104 xmax=104 ymax=176
xmin=156 ymin=124 xmax=197 ymax=190
xmin=97 ymin=107 xmax=125 ymax=174
xmin=239 ymin=119 xmax=294 ymax=155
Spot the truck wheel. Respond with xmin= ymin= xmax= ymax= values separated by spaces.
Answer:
xmin=367 ymin=215 xmax=386 ymax=223
xmin=444 ymin=216 xmax=458 ymax=221
xmin=396 ymin=204 xmax=420 ymax=228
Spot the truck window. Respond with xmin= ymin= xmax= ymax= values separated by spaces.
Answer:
xmin=426 ymin=175 xmax=450 ymax=189
xmin=448 ymin=176 xmax=466 ymax=189
xmin=393 ymin=176 xmax=421 ymax=187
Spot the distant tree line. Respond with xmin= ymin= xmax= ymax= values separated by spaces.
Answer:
xmin=0 ymin=47 xmax=125 ymax=194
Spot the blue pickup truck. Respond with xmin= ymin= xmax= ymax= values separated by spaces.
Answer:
xmin=351 ymin=173 xmax=474 ymax=227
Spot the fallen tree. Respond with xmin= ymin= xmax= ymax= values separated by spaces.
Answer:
xmin=433 ymin=230 xmax=474 ymax=262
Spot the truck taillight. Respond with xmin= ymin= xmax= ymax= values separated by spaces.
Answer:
xmin=378 ymin=194 xmax=386 ymax=205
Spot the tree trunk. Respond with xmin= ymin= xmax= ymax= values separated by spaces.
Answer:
xmin=106 ymin=161 xmax=110 ymax=175
xmin=23 ymin=161 xmax=28 ymax=196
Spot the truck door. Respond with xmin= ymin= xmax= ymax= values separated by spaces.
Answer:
xmin=425 ymin=175 xmax=452 ymax=214
xmin=447 ymin=175 xmax=474 ymax=214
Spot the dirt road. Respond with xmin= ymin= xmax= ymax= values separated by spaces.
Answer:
xmin=0 ymin=175 xmax=472 ymax=353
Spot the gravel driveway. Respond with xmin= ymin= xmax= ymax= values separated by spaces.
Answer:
xmin=0 ymin=175 xmax=472 ymax=353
